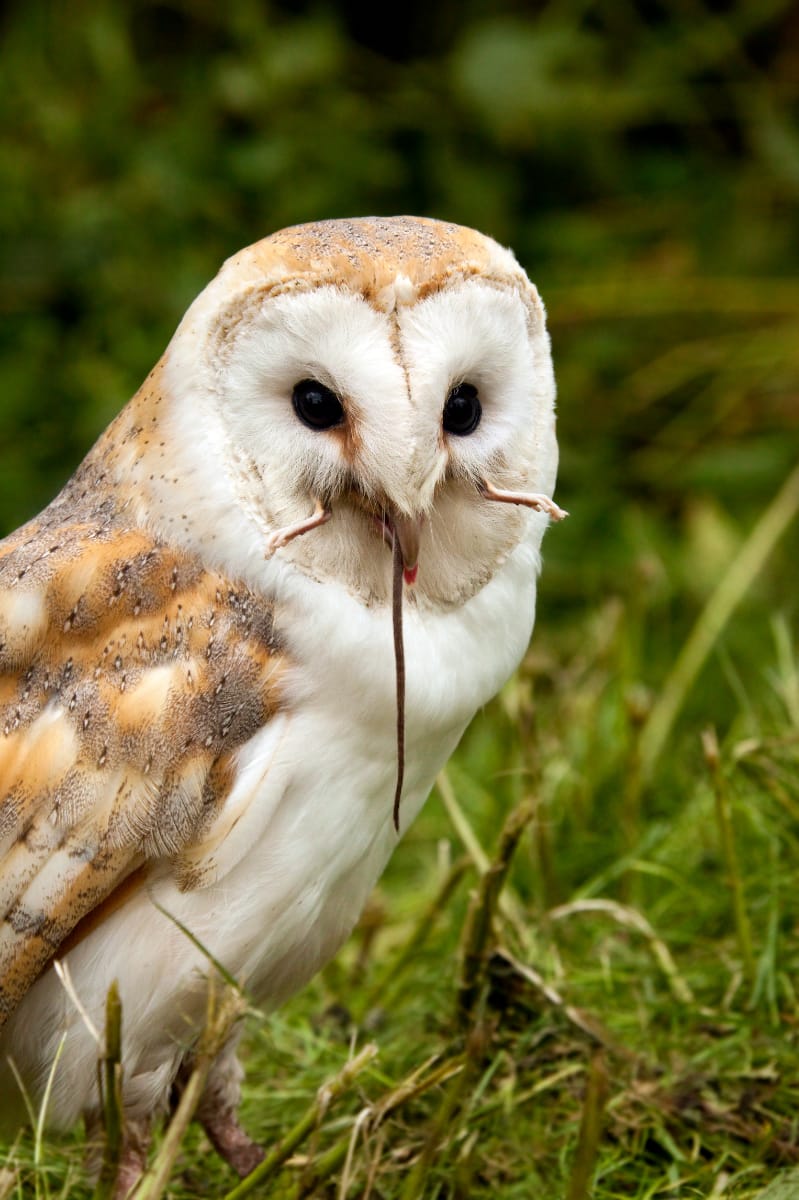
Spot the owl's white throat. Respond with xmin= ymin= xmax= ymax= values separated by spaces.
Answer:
xmin=260 ymin=479 xmax=565 ymax=833
xmin=261 ymin=491 xmax=422 ymax=832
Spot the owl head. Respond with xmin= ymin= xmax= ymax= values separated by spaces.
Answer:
xmin=107 ymin=216 xmax=560 ymax=610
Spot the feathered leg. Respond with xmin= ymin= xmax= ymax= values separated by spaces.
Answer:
xmin=86 ymin=1036 xmax=263 ymax=1188
xmin=196 ymin=1034 xmax=264 ymax=1177
xmin=113 ymin=1117 xmax=151 ymax=1199
xmin=84 ymin=1112 xmax=151 ymax=1200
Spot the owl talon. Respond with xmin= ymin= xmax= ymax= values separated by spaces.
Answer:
xmin=479 ymin=478 xmax=568 ymax=522
xmin=83 ymin=1112 xmax=150 ymax=1200
xmin=191 ymin=1035 xmax=265 ymax=1178
xmin=112 ymin=1118 xmax=151 ymax=1200
xmin=200 ymin=1107 xmax=265 ymax=1178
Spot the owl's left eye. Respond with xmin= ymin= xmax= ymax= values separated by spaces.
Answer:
xmin=292 ymin=379 xmax=345 ymax=430
xmin=443 ymin=383 xmax=481 ymax=436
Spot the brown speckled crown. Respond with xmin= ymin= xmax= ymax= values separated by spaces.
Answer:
xmin=207 ymin=216 xmax=529 ymax=316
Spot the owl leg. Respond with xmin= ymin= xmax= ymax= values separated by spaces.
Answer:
xmin=264 ymin=498 xmax=331 ymax=556
xmin=195 ymin=1035 xmax=264 ymax=1178
xmin=84 ymin=1112 xmax=151 ymax=1200
xmin=113 ymin=1117 xmax=151 ymax=1199
xmin=478 ymin=477 xmax=568 ymax=521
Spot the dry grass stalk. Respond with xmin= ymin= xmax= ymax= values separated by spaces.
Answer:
xmin=288 ymin=1054 xmax=466 ymax=1197
xmin=638 ymin=460 xmax=799 ymax=783
xmin=456 ymin=799 xmax=535 ymax=1027
xmin=93 ymin=982 xmax=124 ymax=1200
xmin=398 ymin=1025 xmax=486 ymax=1200
xmin=702 ymin=727 xmax=756 ymax=989
xmin=360 ymin=855 xmax=472 ymax=1015
xmin=134 ymin=979 xmax=248 ymax=1200
xmin=491 ymin=949 xmax=630 ymax=1056
xmin=436 ymin=770 xmax=530 ymax=940
xmin=221 ymin=1043 xmax=378 ymax=1200
xmin=548 ymin=898 xmax=694 ymax=1005
xmin=566 ymin=1053 xmax=609 ymax=1200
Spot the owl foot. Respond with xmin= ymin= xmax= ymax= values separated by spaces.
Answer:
xmin=193 ymin=1034 xmax=264 ymax=1177
xmin=479 ymin=477 xmax=568 ymax=521
xmin=112 ymin=1117 xmax=151 ymax=1200
xmin=200 ymin=1105 xmax=265 ymax=1178
xmin=84 ymin=1112 xmax=151 ymax=1200
xmin=265 ymin=498 xmax=331 ymax=555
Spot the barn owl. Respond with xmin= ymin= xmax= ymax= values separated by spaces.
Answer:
xmin=0 ymin=216 xmax=562 ymax=1189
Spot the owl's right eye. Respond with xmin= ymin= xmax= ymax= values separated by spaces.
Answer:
xmin=443 ymin=382 xmax=481 ymax=436
xmin=292 ymin=379 xmax=345 ymax=431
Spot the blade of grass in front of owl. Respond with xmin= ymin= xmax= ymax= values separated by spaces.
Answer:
xmin=392 ymin=534 xmax=406 ymax=832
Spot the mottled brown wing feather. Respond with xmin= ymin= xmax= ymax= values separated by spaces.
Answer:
xmin=0 ymin=497 xmax=285 ymax=1029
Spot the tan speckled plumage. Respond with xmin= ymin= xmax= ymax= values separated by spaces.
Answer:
xmin=0 ymin=403 xmax=286 ymax=1021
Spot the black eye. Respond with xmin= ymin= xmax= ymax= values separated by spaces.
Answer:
xmin=292 ymin=379 xmax=345 ymax=430
xmin=443 ymin=382 xmax=481 ymax=436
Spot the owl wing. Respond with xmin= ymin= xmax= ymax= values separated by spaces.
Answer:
xmin=0 ymin=505 xmax=286 ymax=1028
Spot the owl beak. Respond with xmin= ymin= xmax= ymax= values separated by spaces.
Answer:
xmin=389 ymin=512 xmax=423 ymax=585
